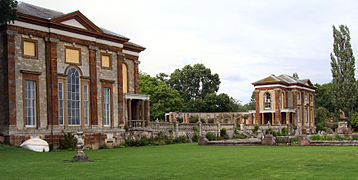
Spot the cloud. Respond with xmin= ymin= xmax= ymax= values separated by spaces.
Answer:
xmin=22 ymin=0 xmax=358 ymax=103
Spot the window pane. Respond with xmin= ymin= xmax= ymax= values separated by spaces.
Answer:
xmin=103 ymin=88 xmax=110 ymax=126
xmin=25 ymin=80 xmax=36 ymax=126
xmin=67 ymin=68 xmax=81 ymax=125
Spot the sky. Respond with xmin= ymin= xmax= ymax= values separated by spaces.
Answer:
xmin=21 ymin=0 xmax=358 ymax=103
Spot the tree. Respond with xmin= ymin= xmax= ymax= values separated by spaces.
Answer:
xmin=330 ymin=25 xmax=356 ymax=116
xmin=168 ymin=64 xmax=220 ymax=102
xmin=184 ymin=93 xmax=239 ymax=112
xmin=315 ymin=83 xmax=336 ymax=113
xmin=139 ymin=74 xmax=184 ymax=121
xmin=315 ymin=107 xmax=333 ymax=131
xmin=0 ymin=0 xmax=18 ymax=25
xmin=155 ymin=73 xmax=169 ymax=84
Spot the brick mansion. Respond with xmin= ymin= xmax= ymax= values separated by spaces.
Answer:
xmin=0 ymin=2 xmax=150 ymax=147
xmin=0 ymin=2 xmax=317 ymax=148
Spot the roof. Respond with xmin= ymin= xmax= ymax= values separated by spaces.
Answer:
xmin=252 ymin=74 xmax=316 ymax=89
xmin=17 ymin=1 xmax=131 ymax=41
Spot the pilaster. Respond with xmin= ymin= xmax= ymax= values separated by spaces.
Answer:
xmin=117 ymin=51 xmax=124 ymax=126
xmin=89 ymin=46 xmax=98 ymax=126
xmin=4 ymin=30 xmax=17 ymax=126
xmin=45 ymin=38 xmax=59 ymax=126
xmin=255 ymin=90 xmax=260 ymax=124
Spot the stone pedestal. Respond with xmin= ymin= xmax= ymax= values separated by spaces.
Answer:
xmin=261 ymin=135 xmax=276 ymax=145
xmin=72 ymin=131 xmax=90 ymax=162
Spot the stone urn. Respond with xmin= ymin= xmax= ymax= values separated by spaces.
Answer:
xmin=72 ymin=131 xmax=89 ymax=162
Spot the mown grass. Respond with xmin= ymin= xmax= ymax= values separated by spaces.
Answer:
xmin=1 ymin=143 xmax=358 ymax=179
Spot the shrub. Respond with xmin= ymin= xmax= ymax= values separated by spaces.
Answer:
xmin=59 ymin=132 xmax=77 ymax=150
xmin=281 ymin=127 xmax=288 ymax=136
xmin=234 ymin=133 xmax=247 ymax=139
xmin=175 ymin=135 xmax=189 ymax=143
xmin=253 ymin=125 xmax=259 ymax=134
xmin=220 ymin=128 xmax=227 ymax=137
xmin=189 ymin=115 xmax=199 ymax=123
xmin=193 ymin=126 xmax=199 ymax=132
xmin=192 ymin=132 xmax=199 ymax=142
xmin=206 ymin=132 xmax=217 ymax=141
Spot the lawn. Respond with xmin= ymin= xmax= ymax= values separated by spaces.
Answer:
xmin=1 ymin=143 xmax=358 ymax=180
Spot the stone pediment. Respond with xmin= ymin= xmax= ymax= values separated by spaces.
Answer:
xmin=50 ymin=11 xmax=103 ymax=33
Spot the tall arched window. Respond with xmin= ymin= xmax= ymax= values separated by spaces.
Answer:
xmin=264 ymin=92 xmax=271 ymax=108
xmin=122 ymin=63 xmax=128 ymax=93
xmin=67 ymin=68 xmax=81 ymax=125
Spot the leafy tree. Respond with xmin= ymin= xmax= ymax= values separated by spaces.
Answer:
xmin=245 ymin=91 xmax=256 ymax=110
xmin=315 ymin=107 xmax=333 ymax=131
xmin=155 ymin=73 xmax=169 ymax=84
xmin=139 ymin=74 xmax=183 ymax=121
xmin=349 ymin=112 xmax=358 ymax=130
xmin=330 ymin=25 xmax=356 ymax=116
xmin=184 ymin=93 xmax=239 ymax=112
xmin=168 ymin=64 xmax=220 ymax=102
xmin=0 ymin=0 xmax=18 ymax=25
xmin=314 ymin=83 xmax=336 ymax=113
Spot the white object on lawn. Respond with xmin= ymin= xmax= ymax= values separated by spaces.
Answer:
xmin=20 ymin=136 xmax=49 ymax=152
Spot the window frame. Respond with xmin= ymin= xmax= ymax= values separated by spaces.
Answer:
xmin=83 ymin=84 xmax=89 ymax=126
xmin=264 ymin=92 xmax=271 ymax=109
xmin=22 ymin=38 xmax=38 ymax=59
xmin=100 ymin=52 xmax=112 ymax=70
xmin=101 ymin=81 xmax=113 ymax=127
xmin=67 ymin=67 xmax=81 ymax=126
xmin=22 ymin=73 xmax=40 ymax=128
xmin=64 ymin=46 xmax=82 ymax=65
xmin=58 ymin=82 xmax=64 ymax=126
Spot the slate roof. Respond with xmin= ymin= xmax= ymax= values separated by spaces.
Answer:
xmin=252 ymin=74 xmax=315 ymax=88
xmin=17 ymin=1 xmax=135 ymax=42
xmin=17 ymin=2 xmax=64 ymax=19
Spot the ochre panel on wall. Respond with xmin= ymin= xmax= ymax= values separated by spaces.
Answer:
xmin=101 ymin=55 xmax=110 ymax=68
xmin=23 ymin=41 xmax=36 ymax=57
xmin=122 ymin=63 xmax=128 ymax=93
xmin=65 ymin=48 xmax=80 ymax=64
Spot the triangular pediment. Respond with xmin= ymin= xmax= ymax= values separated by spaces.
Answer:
xmin=61 ymin=19 xmax=87 ymax=29
xmin=253 ymin=75 xmax=282 ymax=85
xmin=50 ymin=11 xmax=102 ymax=33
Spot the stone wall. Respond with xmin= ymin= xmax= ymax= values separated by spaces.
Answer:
xmin=15 ymin=34 xmax=48 ymax=130
xmin=151 ymin=122 xmax=236 ymax=138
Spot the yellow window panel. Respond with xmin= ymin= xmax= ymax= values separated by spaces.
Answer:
xmin=102 ymin=55 xmax=110 ymax=68
xmin=23 ymin=41 xmax=36 ymax=57
xmin=123 ymin=63 xmax=128 ymax=93
xmin=66 ymin=48 xmax=80 ymax=64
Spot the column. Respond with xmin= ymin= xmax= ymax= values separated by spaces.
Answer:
xmin=274 ymin=89 xmax=280 ymax=125
xmin=141 ymin=100 xmax=145 ymax=127
xmin=146 ymin=100 xmax=150 ymax=126
xmin=271 ymin=112 xmax=275 ymax=125
xmin=286 ymin=112 xmax=290 ymax=124
xmin=45 ymin=38 xmax=59 ymax=127
xmin=89 ymin=46 xmax=98 ymax=126
xmin=261 ymin=113 xmax=264 ymax=124
xmin=117 ymin=52 xmax=124 ymax=126
xmin=255 ymin=90 xmax=261 ymax=124
xmin=128 ymin=99 xmax=132 ymax=127
xmin=134 ymin=60 xmax=139 ymax=94
xmin=4 ymin=30 xmax=17 ymax=126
